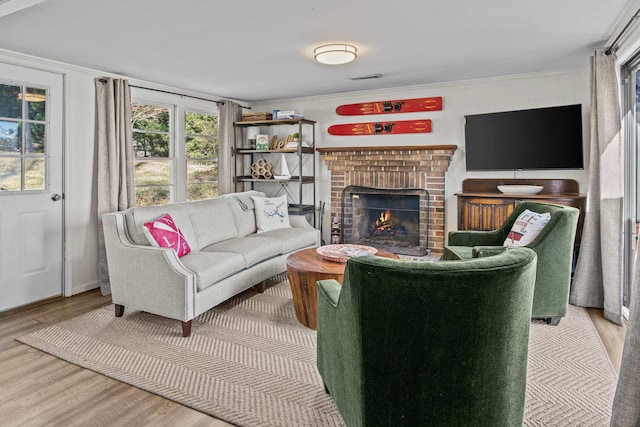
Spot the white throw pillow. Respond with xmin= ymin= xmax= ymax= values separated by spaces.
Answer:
xmin=251 ymin=195 xmax=291 ymax=233
xmin=503 ymin=209 xmax=551 ymax=247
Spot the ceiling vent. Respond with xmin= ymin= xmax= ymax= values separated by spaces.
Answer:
xmin=349 ymin=74 xmax=383 ymax=81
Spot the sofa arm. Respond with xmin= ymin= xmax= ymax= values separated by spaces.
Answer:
xmin=472 ymin=246 xmax=509 ymax=258
xmin=448 ymin=229 xmax=504 ymax=246
xmin=102 ymin=212 xmax=197 ymax=321
xmin=289 ymin=214 xmax=315 ymax=230
xmin=317 ymin=279 xmax=342 ymax=308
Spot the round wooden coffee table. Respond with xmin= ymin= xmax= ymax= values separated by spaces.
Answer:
xmin=286 ymin=247 xmax=399 ymax=329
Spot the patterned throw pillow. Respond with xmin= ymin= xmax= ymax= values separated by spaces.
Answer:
xmin=503 ymin=209 xmax=551 ymax=247
xmin=251 ymin=195 xmax=291 ymax=233
xmin=143 ymin=213 xmax=191 ymax=258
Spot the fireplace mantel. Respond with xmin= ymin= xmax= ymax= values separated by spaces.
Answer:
xmin=318 ymin=144 xmax=457 ymax=253
xmin=317 ymin=144 xmax=457 ymax=153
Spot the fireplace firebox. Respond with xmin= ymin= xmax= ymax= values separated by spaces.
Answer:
xmin=340 ymin=186 xmax=429 ymax=256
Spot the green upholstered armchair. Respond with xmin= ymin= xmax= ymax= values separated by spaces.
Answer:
xmin=317 ymin=248 xmax=537 ymax=427
xmin=444 ymin=201 xmax=579 ymax=325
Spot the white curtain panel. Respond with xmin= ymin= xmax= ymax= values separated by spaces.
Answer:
xmin=217 ymin=100 xmax=243 ymax=195
xmin=95 ymin=77 xmax=135 ymax=296
xmin=570 ymin=50 xmax=624 ymax=325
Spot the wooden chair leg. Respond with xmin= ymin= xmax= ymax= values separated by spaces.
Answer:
xmin=181 ymin=320 xmax=193 ymax=337
xmin=254 ymin=280 xmax=267 ymax=293
xmin=114 ymin=304 xmax=125 ymax=317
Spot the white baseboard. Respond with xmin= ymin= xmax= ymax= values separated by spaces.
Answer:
xmin=71 ymin=280 xmax=99 ymax=296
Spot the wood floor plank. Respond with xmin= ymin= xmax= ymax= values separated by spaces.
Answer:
xmin=0 ymin=289 xmax=233 ymax=426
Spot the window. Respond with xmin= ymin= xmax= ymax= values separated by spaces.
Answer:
xmin=0 ymin=83 xmax=47 ymax=192
xmin=185 ymin=111 xmax=218 ymax=201
xmin=132 ymin=103 xmax=173 ymax=206
xmin=131 ymin=96 xmax=218 ymax=206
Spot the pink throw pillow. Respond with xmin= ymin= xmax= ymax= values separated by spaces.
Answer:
xmin=143 ymin=213 xmax=191 ymax=258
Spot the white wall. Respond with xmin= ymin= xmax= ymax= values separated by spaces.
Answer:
xmin=251 ymin=69 xmax=591 ymax=243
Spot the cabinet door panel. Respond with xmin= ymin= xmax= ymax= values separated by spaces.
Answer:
xmin=459 ymin=198 xmax=515 ymax=231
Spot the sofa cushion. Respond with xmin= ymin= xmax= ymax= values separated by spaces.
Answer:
xmin=179 ymin=251 xmax=246 ymax=291
xmin=503 ymin=209 xmax=551 ymax=247
xmin=251 ymin=195 xmax=291 ymax=233
xmin=203 ymin=235 xmax=283 ymax=267
xmin=124 ymin=203 xmax=196 ymax=248
xmin=259 ymin=226 xmax=319 ymax=252
xmin=142 ymin=212 xmax=191 ymax=258
xmin=220 ymin=191 xmax=264 ymax=237
xmin=187 ymin=198 xmax=239 ymax=250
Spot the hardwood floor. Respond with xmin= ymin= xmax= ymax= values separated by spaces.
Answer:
xmin=0 ymin=290 xmax=232 ymax=427
xmin=0 ymin=290 xmax=628 ymax=426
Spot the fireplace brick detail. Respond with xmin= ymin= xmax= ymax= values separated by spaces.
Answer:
xmin=318 ymin=145 xmax=457 ymax=253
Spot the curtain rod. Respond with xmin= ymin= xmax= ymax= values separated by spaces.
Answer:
xmin=605 ymin=7 xmax=640 ymax=55
xmin=129 ymin=84 xmax=251 ymax=109
xmin=97 ymin=79 xmax=250 ymax=109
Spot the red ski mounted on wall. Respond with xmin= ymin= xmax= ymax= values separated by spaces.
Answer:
xmin=336 ymin=96 xmax=442 ymax=116
xmin=328 ymin=119 xmax=432 ymax=136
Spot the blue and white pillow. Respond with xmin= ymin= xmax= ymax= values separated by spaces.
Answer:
xmin=251 ymin=195 xmax=291 ymax=233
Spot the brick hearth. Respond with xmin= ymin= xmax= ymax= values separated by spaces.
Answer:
xmin=317 ymin=145 xmax=457 ymax=253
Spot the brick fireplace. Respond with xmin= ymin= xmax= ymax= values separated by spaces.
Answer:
xmin=317 ymin=145 xmax=457 ymax=254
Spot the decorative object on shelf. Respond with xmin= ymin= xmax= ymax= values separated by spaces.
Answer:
xmin=274 ymin=153 xmax=291 ymax=180
xmin=268 ymin=134 xmax=298 ymax=150
xmin=255 ymin=134 xmax=269 ymax=150
xmin=497 ymin=185 xmax=544 ymax=195
xmin=328 ymin=119 xmax=432 ymax=136
xmin=336 ymin=96 xmax=443 ymax=116
xmin=250 ymin=159 xmax=273 ymax=179
xmin=314 ymin=44 xmax=357 ymax=65
xmin=316 ymin=244 xmax=377 ymax=263
xmin=242 ymin=112 xmax=272 ymax=121
xmin=276 ymin=110 xmax=304 ymax=120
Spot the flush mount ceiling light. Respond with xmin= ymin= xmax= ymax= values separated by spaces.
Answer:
xmin=314 ymin=44 xmax=357 ymax=65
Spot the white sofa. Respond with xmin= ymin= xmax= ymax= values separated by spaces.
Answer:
xmin=101 ymin=190 xmax=320 ymax=336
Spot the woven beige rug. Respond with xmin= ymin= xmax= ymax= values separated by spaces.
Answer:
xmin=18 ymin=274 xmax=617 ymax=426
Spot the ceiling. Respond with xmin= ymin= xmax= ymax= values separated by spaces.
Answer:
xmin=0 ymin=0 xmax=634 ymax=102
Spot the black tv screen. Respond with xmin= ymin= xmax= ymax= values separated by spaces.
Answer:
xmin=464 ymin=104 xmax=584 ymax=171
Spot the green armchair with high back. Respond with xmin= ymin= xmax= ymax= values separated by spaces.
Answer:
xmin=443 ymin=201 xmax=579 ymax=325
xmin=317 ymin=248 xmax=537 ymax=427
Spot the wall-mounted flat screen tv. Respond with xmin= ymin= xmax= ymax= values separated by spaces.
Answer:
xmin=464 ymin=104 xmax=584 ymax=171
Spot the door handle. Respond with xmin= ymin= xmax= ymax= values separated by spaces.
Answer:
xmin=51 ymin=193 xmax=63 ymax=201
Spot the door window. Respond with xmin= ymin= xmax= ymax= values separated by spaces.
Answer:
xmin=0 ymin=83 xmax=47 ymax=192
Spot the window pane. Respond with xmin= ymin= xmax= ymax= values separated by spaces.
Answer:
xmin=132 ymin=104 xmax=170 ymax=132
xmin=0 ymin=120 xmax=21 ymax=152
xmin=25 ymin=123 xmax=45 ymax=154
xmin=0 ymin=84 xmax=21 ymax=119
xmin=187 ymin=182 xmax=218 ymax=201
xmin=136 ymin=186 xmax=170 ymax=207
xmin=186 ymin=112 xmax=218 ymax=136
xmin=133 ymin=132 xmax=169 ymax=158
xmin=134 ymin=160 xmax=171 ymax=185
xmin=187 ymin=160 xmax=217 ymax=183
xmin=26 ymin=88 xmax=46 ymax=121
xmin=186 ymin=136 xmax=218 ymax=159
xmin=24 ymin=157 xmax=45 ymax=190
xmin=0 ymin=157 xmax=20 ymax=190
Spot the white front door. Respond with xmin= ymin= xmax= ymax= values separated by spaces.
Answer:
xmin=0 ymin=63 xmax=64 ymax=312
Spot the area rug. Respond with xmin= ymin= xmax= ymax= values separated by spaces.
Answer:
xmin=18 ymin=274 xmax=618 ymax=426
